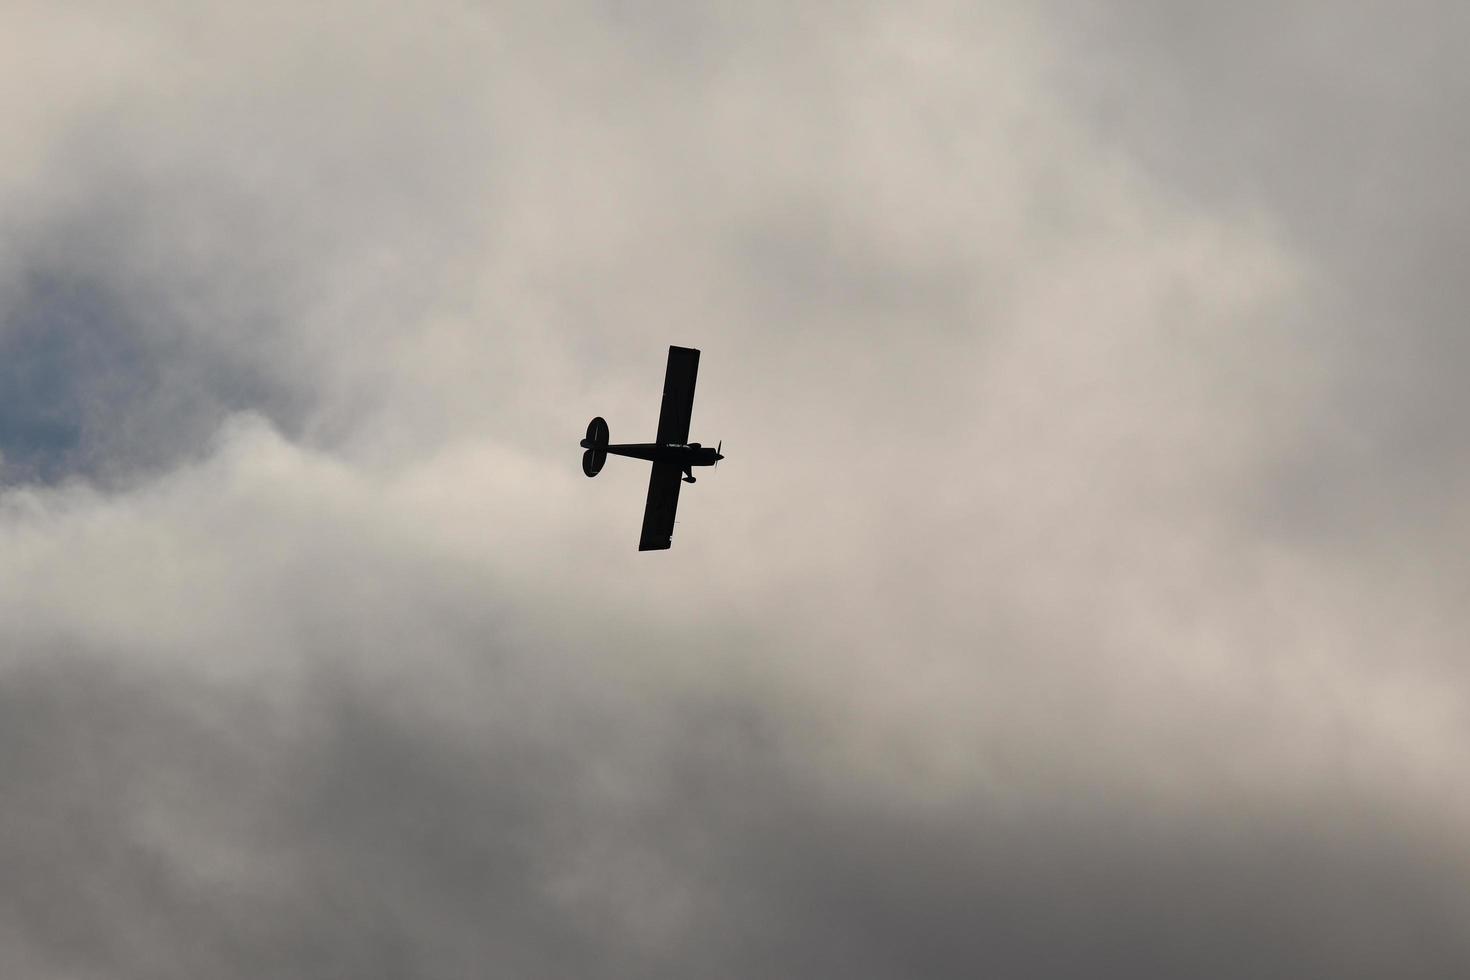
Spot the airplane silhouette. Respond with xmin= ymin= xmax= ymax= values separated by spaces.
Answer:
xmin=581 ymin=345 xmax=723 ymax=551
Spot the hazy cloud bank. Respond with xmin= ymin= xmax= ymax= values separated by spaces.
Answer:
xmin=1 ymin=1 xmax=1467 ymax=976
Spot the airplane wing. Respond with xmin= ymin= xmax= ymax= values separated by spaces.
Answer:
xmin=638 ymin=463 xmax=683 ymax=551
xmin=654 ymin=346 xmax=700 ymax=445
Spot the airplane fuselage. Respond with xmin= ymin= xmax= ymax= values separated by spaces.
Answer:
xmin=583 ymin=441 xmax=723 ymax=468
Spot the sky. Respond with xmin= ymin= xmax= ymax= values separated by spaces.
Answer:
xmin=2 ymin=1 xmax=1468 ymax=976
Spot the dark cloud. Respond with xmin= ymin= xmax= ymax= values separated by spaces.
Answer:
xmin=4 ymin=654 xmax=1468 ymax=979
xmin=0 ymin=264 xmax=300 ymax=485
xmin=1 ymin=2 xmax=1467 ymax=977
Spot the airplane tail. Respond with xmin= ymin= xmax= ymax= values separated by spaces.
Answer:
xmin=581 ymin=416 xmax=609 ymax=477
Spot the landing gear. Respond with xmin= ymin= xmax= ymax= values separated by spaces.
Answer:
xmin=682 ymin=469 xmax=696 ymax=484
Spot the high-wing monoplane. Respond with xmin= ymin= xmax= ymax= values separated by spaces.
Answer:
xmin=580 ymin=345 xmax=723 ymax=551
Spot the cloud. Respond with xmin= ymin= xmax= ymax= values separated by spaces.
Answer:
xmin=1 ymin=1 xmax=1467 ymax=976
xmin=1041 ymin=0 xmax=1470 ymax=541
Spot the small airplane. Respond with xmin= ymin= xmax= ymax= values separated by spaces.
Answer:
xmin=581 ymin=345 xmax=723 ymax=551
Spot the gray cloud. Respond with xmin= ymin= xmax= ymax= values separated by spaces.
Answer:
xmin=1043 ymin=0 xmax=1470 ymax=541
xmin=1 ymin=1 xmax=1468 ymax=976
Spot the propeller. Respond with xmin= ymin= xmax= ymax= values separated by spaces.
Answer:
xmin=716 ymin=440 xmax=722 ymax=471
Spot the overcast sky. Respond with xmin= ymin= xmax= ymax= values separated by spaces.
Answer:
xmin=2 ymin=2 xmax=1468 ymax=976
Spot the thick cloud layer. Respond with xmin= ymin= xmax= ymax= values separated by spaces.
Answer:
xmin=2 ymin=2 xmax=1468 ymax=976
